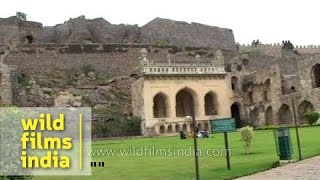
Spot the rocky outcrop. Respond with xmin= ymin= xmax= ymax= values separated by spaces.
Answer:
xmin=38 ymin=16 xmax=140 ymax=44
xmin=0 ymin=16 xmax=236 ymax=50
xmin=141 ymin=18 xmax=237 ymax=51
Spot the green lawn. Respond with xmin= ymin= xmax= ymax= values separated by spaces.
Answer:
xmin=35 ymin=126 xmax=320 ymax=180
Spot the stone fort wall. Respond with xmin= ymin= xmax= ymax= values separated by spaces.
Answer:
xmin=3 ymin=43 xmax=236 ymax=78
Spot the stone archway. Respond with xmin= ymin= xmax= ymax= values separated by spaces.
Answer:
xmin=311 ymin=64 xmax=320 ymax=88
xmin=298 ymin=100 xmax=314 ymax=124
xmin=204 ymin=91 xmax=218 ymax=115
xmin=167 ymin=124 xmax=173 ymax=133
xmin=176 ymin=88 xmax=196 ymax=117
xmin=265 ymin=106 xmax=273 ymax=125
xmin=231 ymin=102 xmax=242 ymax=128
xmin=189 ymin=123 xmax=194 ymax=131
xmin=159 ymin=125 xmax=165 ymax=134
xmin=175 ymin=124 xmax=180 ymax=132
xmin=153 ymin=92 xmax=169 ymax=118
xmin=279 ymin=104 xmax=293 ymax=125
xmin=182 ymin=123 xmax=187 ymax=132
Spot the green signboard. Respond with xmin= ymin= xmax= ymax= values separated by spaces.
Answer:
xmin=210 ymin=118 xmax=236 ymax=133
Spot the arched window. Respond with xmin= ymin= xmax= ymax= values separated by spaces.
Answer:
xmin=311 ymin=64 xmax=320 ymax=88
xmin=204 ymin=92 xmax=218 ymax=115
xmin=153 ymin=93 xmax=168 ymax=118
xmin=176 ymin=88 xmax=196 ymax=117
xmin=167 ymin=125 xmax=172 ymax=133
xmin=231 ymin=76 xmax=239 ymax=90
xmin=265 ymin=106 xmax=273 ymax=125
xmin=175 ymin=124 xmax=180 ymax=132
xmin=159 ymin=125 xmax=165 ymax=134
xmin=189 ymin=123 xmax=194 ymax=131
xmin=182 ymin=123 xmax=187 ymax=132
xmin=279 ymin=104 xmax=292 ymax=125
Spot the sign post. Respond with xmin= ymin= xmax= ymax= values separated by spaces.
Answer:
xmin=210 ymin=118 xmax=236 ymax=170
xmin=224 ymin=132 xmax=231 ymax=170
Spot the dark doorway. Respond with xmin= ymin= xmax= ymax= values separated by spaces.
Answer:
xmin=25 ymin=35 xmax=34 ymax=43
xmin=175 ymin=124 xmax=180 ymax=132
xmin=176 ymin=89 xmax=195 ymax=117
xmin=265 ymin=106 xmax=273 ymax=125
xmin=204 ymin=92 xmax=218 ymax=115
xmin=231 ymin=76 xmax=239 ymax=90
xmin=153 ymin=93 xmax=168 ymax=118
xmin=182 ymin=123 xmax=187 ymax=132
xmin=159 ymin=125 xmax=165 ymax=134
xmin=231 ymin=103 xmax=241 ymax=128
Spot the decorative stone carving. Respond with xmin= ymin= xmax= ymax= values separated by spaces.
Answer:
xmin=140 ymin=48 xmax=148 ymax=65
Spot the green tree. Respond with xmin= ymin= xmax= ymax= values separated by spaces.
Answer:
xmin=16 ymin=12 xmax=27 ymax=21
xmin=239 ymin=126 xmax=254 ymax=154
xmin=304 ymin=112 xmax=320 ymax=125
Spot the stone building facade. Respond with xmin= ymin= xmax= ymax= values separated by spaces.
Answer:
xmin=132 ymin=49 xmax=233 ymax=135
xmin=229 ymin=44 xmax=320 ymax=129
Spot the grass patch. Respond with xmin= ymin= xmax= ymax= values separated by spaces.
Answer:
xmin=34 ymin=126 xmax=320 ymax=180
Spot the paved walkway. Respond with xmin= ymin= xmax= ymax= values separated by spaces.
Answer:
xmin=236 ymin=156 xmax=320 ymax=180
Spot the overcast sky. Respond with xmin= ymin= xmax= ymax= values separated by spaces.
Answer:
xmin=1 ymin=0 xmax=319 ymax=45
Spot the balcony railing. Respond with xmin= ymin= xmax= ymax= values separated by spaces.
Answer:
xmin=141 ymin=60 xmax=225 ymax=75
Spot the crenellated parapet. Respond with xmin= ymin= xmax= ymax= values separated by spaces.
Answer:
xmin=239 ymin=43 xmax=282 ymax=50
xmin=239 ymin=43 xmax=320 ymax=50
xmin=294 ymin=45 xmax=320 ymax=54
xmin=239 ymin=43 xmax=282 ymax=58
xmin=239 ymin=43 xmax=320 ymax=57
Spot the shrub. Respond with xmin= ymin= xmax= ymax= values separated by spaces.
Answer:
xmin=0 ymin=106 xmax=32 ymax=179
xmin=18 ymin=75 xmax=30 ymax=87
xmin=239 ymin=126 xmax=254 ymax=154
xmin=153 ymin=38 xmax=168 ymax=46
xmin=254 ymin=125 xmax=279 ymax=130
xmin=304 ymin=112 xmax=320 ymax=125
xmin=16 ymin=12 xmax=27 ymax=21
xmin=81 ymin=64 xmax=95 ymax=76
xmin=92 ymin=113 xmax=141 ymax=138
